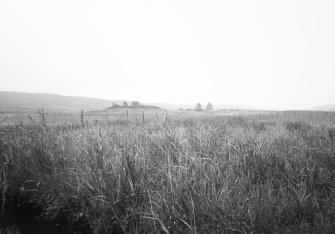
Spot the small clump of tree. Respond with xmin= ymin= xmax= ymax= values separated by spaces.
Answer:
xmin=195 ymin=103 xmax=202 ymax=111
xmin=206 ymin=102 xmax=213 ymax=111
xmin=123 ymin=101 xmax=128 ymax=107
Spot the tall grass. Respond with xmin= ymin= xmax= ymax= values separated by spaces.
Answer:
xmin=1 ymin=112 xmax=335 ymax=233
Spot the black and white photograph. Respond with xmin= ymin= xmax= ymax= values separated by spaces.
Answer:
xmin=1 ymin=0 xmax=335 ymax=233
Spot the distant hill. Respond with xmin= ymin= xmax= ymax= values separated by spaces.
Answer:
xmin=0 ymin=91 xmax=253 ymax=112
xmin=313 ymin=104 xmax=335 ymax=111
xmin=0 ymin=91 xmax=123 ymax=111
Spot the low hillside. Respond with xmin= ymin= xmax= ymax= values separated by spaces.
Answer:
xmin=0 ymin=91 xmax=122 ymax=111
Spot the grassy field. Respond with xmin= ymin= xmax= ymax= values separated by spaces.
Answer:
xmin=1 ymin=110 xmax=335 ymax=233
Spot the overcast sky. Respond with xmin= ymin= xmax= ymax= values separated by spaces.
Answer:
xmin=0 ymin=0 xmax=334 ymax=110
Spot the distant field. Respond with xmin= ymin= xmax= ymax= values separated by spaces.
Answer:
xmin=1 ymin=110 xmax=335 ymax=233
xmin=0 ymin=107 xmax=164 ymax=126
xmin=0 ymin=108 xmax=267 ymax=126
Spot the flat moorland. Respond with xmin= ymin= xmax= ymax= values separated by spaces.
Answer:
xmin=1 ymin=111 xmax=335 ymax=233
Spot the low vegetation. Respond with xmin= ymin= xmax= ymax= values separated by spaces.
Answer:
xmin=1 ymin=111 xmax=335 ymax=233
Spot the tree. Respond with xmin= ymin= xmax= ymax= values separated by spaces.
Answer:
xmin=206 ymin=102 xmax=213 ymax=111
xmin=123 ymin=101 xmax=128 ymax=107
xmin=195 ymin=103 xmax=202 ymax=111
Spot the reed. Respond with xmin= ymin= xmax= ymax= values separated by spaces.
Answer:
xmin=1 ymin=111 xmax=335 ymax=233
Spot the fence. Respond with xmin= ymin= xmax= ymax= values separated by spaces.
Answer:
xmin=0 ymin=108 xmax=169 ymax=126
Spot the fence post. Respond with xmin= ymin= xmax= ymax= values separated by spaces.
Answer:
xmin=81 ymin=110 xmax=85 ymax=127
xmin=163 ymin=111 xmax=167 ymax=123
xmin=155 ymin=112 xmax=158 ymax=119
xmin=41 ymin=108 xmax=46 ymax=126
xmin=142 ymin=111 xmax=145 ymax=123
xmin=126 ymin=110 xmax=129 ymax=118
xmin=106 ymin=113 xmax=109 ymax=125
xmin=225 ymin=139 xmax=230 ymax=162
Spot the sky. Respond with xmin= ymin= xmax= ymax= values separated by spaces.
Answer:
xmin=0 ymin=0 xmax=335 ymax=110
